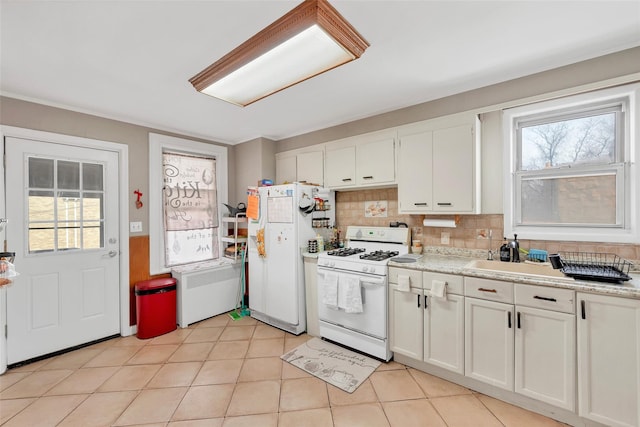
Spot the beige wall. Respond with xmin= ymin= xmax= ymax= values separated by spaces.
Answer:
xmin=275 ymin=47 xmax=640 ymax=152
xmin=234 ymin=137 xmax=276 ymax=206
xmin=0 ymin=97 xmax=234 ymax=233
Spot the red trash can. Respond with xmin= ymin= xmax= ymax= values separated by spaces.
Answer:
xmin=135 ymin=277 xmax=177 ymax=339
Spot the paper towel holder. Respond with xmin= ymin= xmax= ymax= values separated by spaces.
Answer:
xmin=423 ymin=215 xmax=459 ymax=228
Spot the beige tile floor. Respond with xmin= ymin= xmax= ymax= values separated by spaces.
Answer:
xmin=0 ymin=313 xmax=568 ymax=427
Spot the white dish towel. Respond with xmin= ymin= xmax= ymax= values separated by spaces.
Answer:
xmin=430 ymin=280 xmax=447 ymax=299
xmin=338 ymin=275 xmax=363 ymax=314
xmin=397 ymin=274 xmax=411 ymax=292
xmin=322 ymin=272 xmax=339 ymax=309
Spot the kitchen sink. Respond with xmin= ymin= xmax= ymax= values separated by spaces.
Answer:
xmin=464 ymin=259 xmax=573 ymax=281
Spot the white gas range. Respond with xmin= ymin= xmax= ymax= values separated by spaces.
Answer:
xmin=316 ymin=226 xmax=410 ymax=361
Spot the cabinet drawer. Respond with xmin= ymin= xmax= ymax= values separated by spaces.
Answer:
xmin=389 ymin=267 xmax=422 ymax=287
xmin=464 ymin=277 xmax=514 ymax=303
xmin=423 ymin=272 xmax=463 ymax=295
xmin=514 ymin=284 xmax=575 ymax=314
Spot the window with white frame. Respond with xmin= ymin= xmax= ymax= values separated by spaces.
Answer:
xmin=503 ymin=83 xmax=639 ymax=243
xmin=162 ymin=152 xmax=219 ymax=266
xmin=149 ymin=133 xmax=228 ymax=275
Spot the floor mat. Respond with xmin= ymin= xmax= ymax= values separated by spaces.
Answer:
xmin=281 ymin=337 xmax=381 ymax=393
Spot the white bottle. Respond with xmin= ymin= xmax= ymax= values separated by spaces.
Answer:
xmin=316 ymin=234 xmax=324 ymax=252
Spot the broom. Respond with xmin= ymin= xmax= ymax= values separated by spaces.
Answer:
xmin=229 ymin=244 xmax=250 ymax=320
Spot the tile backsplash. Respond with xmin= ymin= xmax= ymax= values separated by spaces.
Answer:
xmin=335 ymin=188 xmax=640 ymax=264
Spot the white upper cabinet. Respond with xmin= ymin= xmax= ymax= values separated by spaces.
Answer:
xmin=325 ymin=129 xmax=396 ymax=189
xmin=355 ymin=135 xmax=396 ymax=186
xmin=275 ymin=148 xmax=324 ymax=186
xmin=397 ymin=130 xmax=433 ymax=212
xmin=297 ymin=150 xmax=324 ymax=185
xmin=275 ymin=154 xmax=297 ymax=185
xmin=398 ymin=114 xmax=481 ymax=214
xmin=325 ymin=144 xmax=356 ymax=188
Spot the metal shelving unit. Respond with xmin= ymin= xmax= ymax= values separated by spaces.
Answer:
xmin=221 ymin=213 xmax=247 ymax=261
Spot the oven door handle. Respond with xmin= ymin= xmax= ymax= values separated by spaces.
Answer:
xmin=360 ymin=278 xmax=385 ymax=287
xmin=317 ymin=271 xmax=385 ymax=287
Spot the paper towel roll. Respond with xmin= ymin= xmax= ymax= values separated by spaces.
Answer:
xmin=430 ymin=280 xmax=447 ymax=299
xmin=397 ymin=275 xmax=411 ymax=292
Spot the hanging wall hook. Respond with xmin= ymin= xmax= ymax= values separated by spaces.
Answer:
xmin=134 ymin=190 xmax=143 ymax=209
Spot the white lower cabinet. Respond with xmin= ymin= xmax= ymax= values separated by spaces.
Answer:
xmin=391 ymin=269 xmax=640 ymax=425
xmin=389 ymin=268 xmax=464 ymax=374
xmin=514 ymin=284 xmax=576 ymax=412
xmin=577 ymin=292 xmax=640 ymax=427
xmin=390 ymin=286 xmax=423 ymax=360
xmin=464 ymin=296 xmax=515 ymax=390
xmin=389 ymin=267 xmax=423 ymax=360
xmin=423 ymin=273 xmax=464 ymax=374
xmin=514 ymin=305 xmax=575 ymax=411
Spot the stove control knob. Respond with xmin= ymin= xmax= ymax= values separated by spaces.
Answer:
xmin=362 ymin=266 xmax=369 ymax=273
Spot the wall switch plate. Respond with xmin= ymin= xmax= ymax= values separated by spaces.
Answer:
xmin=441 ymin=231 xmax=450 ymax=245
xmin=130 ymin=221 xmax=142 ymax=233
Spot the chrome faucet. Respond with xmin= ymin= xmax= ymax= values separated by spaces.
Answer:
xmin=508 ymin=234 xmax=520 ymax=263
xmin=487 ymin=229 xmax=494 ymax=260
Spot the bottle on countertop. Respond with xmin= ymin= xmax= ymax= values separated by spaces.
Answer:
xmin=500 ymin=238 xmax=511 ymax=262
xmin=316 ymin=233 xmax=324 ymax=253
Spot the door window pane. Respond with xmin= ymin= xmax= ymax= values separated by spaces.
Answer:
xmin=57 ymin=222 xmax=81 ymax=250
xmin=57 ymin=161 xmax=80 ymax=190
xmin=29 ymin=191 xmax=55 ymax=222
xmin=83 ymin=163 xmax=104 ymax=191
xmin=29 ymin=223 xmax=55 ymax=253
xmin=57 ymin=192 xmax=81 ymax=222
xmin=28 ymin=158 xmax=54 ymax=188
xmin=83 ymin=193 xmax=104 ymax=221
xmin=26 ymin=157 xmax=107 ymax=253
xmin=83 ymin=221 xmax=103 ymax=249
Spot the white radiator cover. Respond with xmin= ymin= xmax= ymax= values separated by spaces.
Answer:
xmin=171 ymin=261 xmax=241 ymax=327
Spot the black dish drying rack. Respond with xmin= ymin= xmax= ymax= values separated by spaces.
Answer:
xmin=549 ymin=252 xmax=633 ymax=284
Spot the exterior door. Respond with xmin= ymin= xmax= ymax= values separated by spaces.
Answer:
xmin=5 ymin=137 xmax=120 ymax=364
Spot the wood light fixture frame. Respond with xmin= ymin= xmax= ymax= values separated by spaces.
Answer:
xmin=189 ymin=0 xmax=369 ymax=106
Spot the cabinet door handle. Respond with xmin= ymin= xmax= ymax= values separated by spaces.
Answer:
xmin=533 ymin=295 xmax=557 ymax=302
xmin=342 ymin=178 xmax=352 ymax=182
xmin=507 ymin=311 xmax=512 ymax=329
xmin=437 ymin=202 xmax=452 ymax=206
xmin=478 ymin=288 xmax=497 ymax=293
xmin=517 ymin=312 xmax=521 ymax=329
xmin=581 ymin=300 xmax=586 ymax=319
xmin=362 ymin=176 xmax=374 ymax=180
xmin=424 ymin=295 xmax=428 ymax=309
xmin=417 ymin=294 xmax=421 ymax=308
xmin=414 ymin=202 xmax=428 ymax=206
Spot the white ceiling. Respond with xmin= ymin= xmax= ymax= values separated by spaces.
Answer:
xmin=1 ymin=1 xmax=639 ymax=145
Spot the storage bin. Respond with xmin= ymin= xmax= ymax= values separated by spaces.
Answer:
xmin=135 ymin=277 xmax=177 ymax=339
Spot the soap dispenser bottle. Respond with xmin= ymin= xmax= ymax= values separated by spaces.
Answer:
xmin=499 ymin=238 xmax=510 ymax=262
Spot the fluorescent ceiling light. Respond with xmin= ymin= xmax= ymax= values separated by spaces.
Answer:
xmin=189 ymin=0 xmax=369 ymax=107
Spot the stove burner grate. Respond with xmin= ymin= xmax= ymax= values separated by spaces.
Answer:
xmin=326 ymin=247 xmax=366 ymax=257
xmin=359 ymin=250 xmax=400 ymax=261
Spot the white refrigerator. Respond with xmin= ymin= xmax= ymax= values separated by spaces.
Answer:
xmin=247 ymin=184 xmax=333 ymax=335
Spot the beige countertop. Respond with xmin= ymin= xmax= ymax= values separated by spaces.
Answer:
xmin=390 ymin=252 xmax=640 ymax=300
xmin=304 ymin=247 xmax=640 ymax=299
